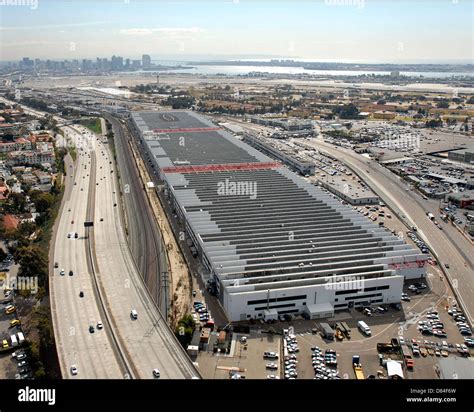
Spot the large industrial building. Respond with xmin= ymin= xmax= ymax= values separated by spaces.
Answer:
xmin=130 ymin=111 xmax=427 ymax=322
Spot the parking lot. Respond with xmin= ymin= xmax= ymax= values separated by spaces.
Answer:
xmin=0 ymin=296 xmax=31 ymax=379
xmin=196 ymin=253 xmax=471 ymax=380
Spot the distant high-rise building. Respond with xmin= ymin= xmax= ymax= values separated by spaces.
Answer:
xmin=82 ymin=59 xmax=92 ymax=71
xmin=111 ymin=55 xmax=124 ymax=71
xmin=142 ymin=54 xmax=151 ymax=69
xmin=20 ymin=57 xmax=34 ymax=69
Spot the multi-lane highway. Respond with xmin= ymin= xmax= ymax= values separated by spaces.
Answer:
xmin=69 ymin=124 xmax=198 ymax=378
xmin=306 ymin=139 xmax=474 ymax=326
xmin=49 ymin=120 xmax=199 ymax=379
xmin=50 ymin=126 xmax=124 ymax=379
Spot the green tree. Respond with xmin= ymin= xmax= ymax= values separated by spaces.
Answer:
xmin=33 ymin=193 xmax=55 ymax=214
xmin=7 ymin=192 xmax=27 ymax=213
xmin=175 ymin=314 xmax=196 ymax=347
xmin=436 ymin=100 xmax=450 ymax=109
xmin=15 ymin=245 xmax=48 ymax=284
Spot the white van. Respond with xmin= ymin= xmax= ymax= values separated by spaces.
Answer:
xmin=10 ymin=334 xmax=18 ymax=347
xmin=358 ymin=320 xmax=372 ymax=336
xmin=17 ymin=332 xmax=25 ymax=344
xmin=130 ymin=309 xmax=138 ymax=320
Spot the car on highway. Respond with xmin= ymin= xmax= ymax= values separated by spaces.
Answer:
xmin=69 ymin=270 xmax=73 ymax=276
xmin=97 ymin=321 xmax=103 ymax=330
xmin=89 ymin=325 xmax=95 ymax=333
xmin=60 ymin=268 xmax=65 ymax=276
xmin=54 ymin=262 xmax=59 ymax=268
xmin=79 ymin=291 xmax=84 ymax=298
xmin=70 ymin=365 xmax=78 ymax=376
xmin=130 ymin=309 xmax=138 ymax=320
xmin=152 ymin=369 xmax=160 ymax=378
xmin=444 ymin=263 xmax=450 ymax=269
xmin=74 ymin=232 xmax=78 ymax=238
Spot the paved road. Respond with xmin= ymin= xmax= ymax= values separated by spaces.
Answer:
xmin=103 ymin=114 xmax=168 ymax=314
xmin=306 ymin=139 xmax=474 ymax=326
xmin=79 ymin=125 xmax=199 ymax=379
xmin=50 ymin=126 xmax=124 ymax=379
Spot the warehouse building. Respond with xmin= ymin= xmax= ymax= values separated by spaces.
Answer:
xmin=243 ymin=133 xmax=316 ymax=176
xmin=130 ymin=111 xmax=427 ymax=322
xmin=448 ymin=148 xmax=474 ymax=165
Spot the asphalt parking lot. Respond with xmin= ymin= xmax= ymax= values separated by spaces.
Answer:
xmin=196 ymin=256 xmax=471 ymax=380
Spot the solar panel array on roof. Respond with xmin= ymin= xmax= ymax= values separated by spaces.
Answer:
xmin=131 ymin=111 xmax=427 ymax=321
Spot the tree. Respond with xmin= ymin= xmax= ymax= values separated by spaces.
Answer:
xmin=332 ymin=103 xmax=360 ymax=119
xmin=33 ymin=193 xmax=55 ymax=214
xmin=15 ymin=245 xmax=48 ymax=284
xmin=175 ymin=314 xmax=196 ymax=347
xmin=7 ymin=192 xmax=27 ymax=213
xmin=425 ymin=119 xmax=443 ymax=128
xmin=436 ymin=100 xmax=449 ymax=109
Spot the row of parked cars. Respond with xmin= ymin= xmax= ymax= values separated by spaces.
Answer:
xmin=283 ymin=333 xmax=299 ymax=379
xmin=311 ymin=346 xmax=340 ymax=380
xmin=448 ymin=305 xmax=472 ymax=337
xmin=417 ymin=310 xmax=447 ymax=338
xmin=408 ymin=281 xmax=428 ymax=295
xmin=193 ymin=301 xmax=210 ymax=323
xmin=406 ymin=230 xmax=430 ymax=254
xmin=12 ymin=350 xmax=32 ymax=379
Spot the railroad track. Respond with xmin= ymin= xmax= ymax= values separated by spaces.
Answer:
xmin=103 ymin=114 xmax=168 ymax=314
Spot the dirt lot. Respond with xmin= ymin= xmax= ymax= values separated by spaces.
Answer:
xmin=130 ymin=141 xmax=192 ymax=327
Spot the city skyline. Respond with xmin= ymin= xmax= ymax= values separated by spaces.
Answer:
xmin=0 ymin=1 xmax=472 ymax=63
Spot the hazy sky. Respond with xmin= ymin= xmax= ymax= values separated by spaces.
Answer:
xmin=0 ymin=0 xmax=473 ymax=63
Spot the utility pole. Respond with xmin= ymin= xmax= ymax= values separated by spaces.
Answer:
xmin=161 ymin=271 xmax=169 ymax=321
